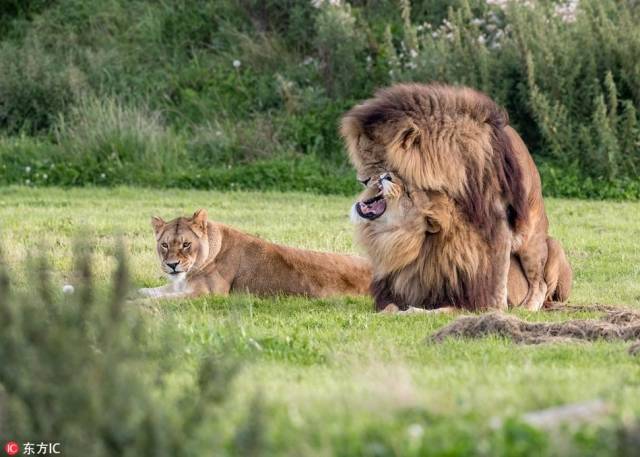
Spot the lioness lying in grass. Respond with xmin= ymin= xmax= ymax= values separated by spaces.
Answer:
xmin=139 ymin=209 xmax=372 ymax=299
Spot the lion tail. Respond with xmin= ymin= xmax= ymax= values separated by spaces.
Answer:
xmin=545 ymin=237 xmax=573 ymax=302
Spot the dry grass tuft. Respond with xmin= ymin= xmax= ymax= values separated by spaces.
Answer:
xmin=430 ymin=308 xmax=640 ymax=351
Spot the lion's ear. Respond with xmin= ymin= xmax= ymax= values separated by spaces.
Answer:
xmin=191 ymin=209 xmax=208 ymax=236
xmin=151 ymin=216 xmax=165 ymax=235
xmin=425 ymin=216 xmax=441 ymax=234
xmin=386 ymin=121 xmax=423 ymax=163
xmin=398 ymin=123 xmax=422 ymax=151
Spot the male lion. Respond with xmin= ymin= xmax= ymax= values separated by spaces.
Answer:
xmin=139 ymin=209 xmax=372 ymax=299
xmin=342 ymin=83 xmax=571 ymax=311
xmin=350 ymin=173 xmax=572 ymax=312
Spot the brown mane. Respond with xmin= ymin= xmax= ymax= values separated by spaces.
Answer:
xmin=344 ymin=83 xmax=570 ymax=312
xmin=341 ymin=83 xmax=527 ymax=236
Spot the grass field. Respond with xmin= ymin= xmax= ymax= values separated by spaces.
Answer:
xmin=2 ymin=186 xmax=640 ymax=455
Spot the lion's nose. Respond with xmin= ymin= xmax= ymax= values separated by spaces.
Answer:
xmin=166 ymin=262 xmax=179 ymax=271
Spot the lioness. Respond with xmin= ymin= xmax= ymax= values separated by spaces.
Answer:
xmin=139 ymin=209 xmax=372 ymax=299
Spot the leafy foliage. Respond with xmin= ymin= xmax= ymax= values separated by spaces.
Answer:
xmin=0 ymin=245 xmax=258 ymax=456
xmin=0 ymin=0 xmax=638 ymax=197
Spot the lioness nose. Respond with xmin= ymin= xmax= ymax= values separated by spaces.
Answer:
xmin=166 ymin=262 xmax=179 ymax=271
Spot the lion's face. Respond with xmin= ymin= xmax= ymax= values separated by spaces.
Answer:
xmin=350 ymin=173 xmax=448 ymax=275
xmin=150 ymin=209 xmax=210 ymax=278
xmin=350 ymin=172 xmax=408 ymax=223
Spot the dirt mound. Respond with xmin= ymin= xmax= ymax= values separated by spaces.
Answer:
xmin=430 ymin=307 xmax=640 ymax=353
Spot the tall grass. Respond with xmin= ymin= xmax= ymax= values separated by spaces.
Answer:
xmin=55 ymin=97 xmax=185 ymax=176
xmin=0 ymin=0 xmax=638 ymax=197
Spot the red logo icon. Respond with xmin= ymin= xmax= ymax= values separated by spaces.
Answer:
xmin=4 ymin=442 xmax=20 ymax=456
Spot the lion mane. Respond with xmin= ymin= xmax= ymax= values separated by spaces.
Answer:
xmin=342 ymin=83 xmax=531 ymax=311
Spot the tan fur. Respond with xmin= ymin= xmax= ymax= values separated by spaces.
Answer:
xmin=342 ymin=83 xmax=571 ymax=311
xmin=140 ymin=209 xmax=372 ymax=299
xmin=351 ymin=174 xmax=570 ymax=312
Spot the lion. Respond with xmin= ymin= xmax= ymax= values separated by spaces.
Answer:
xmin=138 ymin=209 xmax=372 ymax=299
xmin=350 ymin=173 xmax=572 ymax=312
xmin=341 ymin=83 xmax=567 ymax=311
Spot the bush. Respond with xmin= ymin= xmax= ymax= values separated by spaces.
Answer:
xmin=55 ymin=97 xmax=186 ymax=181
xmin=0 ymin=35 xmax=86 ymax=134
xmin=396 ymin=0 xmax=640 ymax=185
xmin=0 ymin=244 xmax=264 ymax=456
xmin=0 ymin=0 xmax=638 ymax=198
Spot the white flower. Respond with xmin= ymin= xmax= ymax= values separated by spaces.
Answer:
xmin=311 ymin=0 xmax=341 ymax=8
xmin=555 ymin=0 xmax=579 ymax=23
xmin=62 ymin=284 xmax=75 ymax=294
xmin=100 ymin=173 xmax=106 ymax=179
xmin=25 ymin=179 xmax=30 ymax=185
xmin=232 ymin=59 xmax=241 ymax=68
xmin=303 ymin=56 xmax=314 ymax=65
xmin=407 ymin=423 xmax=424 ymax=440
xmin=409 ymin=49 xmax=418 ymax=59
xmin=42 ymin=173 xmax=48 ymax=180
xmin=25 ymin=166 xmax=31 ymax=173
xmin=486 ymin=0 xmax=509 ymax=8
xmin=478 ymin=35 xmax=487 ymax=45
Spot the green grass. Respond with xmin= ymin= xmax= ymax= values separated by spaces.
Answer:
xmin=1 ymin=186 xmax=640 ymax=455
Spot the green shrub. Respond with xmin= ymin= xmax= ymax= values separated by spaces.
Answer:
xmin=397 ymin=0 xmax=640 ymax=184
xmin=0 ymin=35 xmax=86 ymax=134
xmin=0 ymin=0 xmax=638 ymax=198
xmin=0 ymin=245 xmax=262 ymax=456
xmin=314 ymin=2 xmax=368 ymax=98
xmin=55 ymin=97 xmax=186 ymax=179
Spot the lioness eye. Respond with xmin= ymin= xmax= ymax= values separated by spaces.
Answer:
xmin=183 ymin=242 xmax=191 ymax=249
xmin=161 ymin=242 xmax=168 ymax=249
xmin=359 ymin=177 xmax=371 ymax=186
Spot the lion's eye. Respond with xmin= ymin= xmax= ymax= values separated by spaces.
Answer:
xmin=183 ymin=242 xmax=191 ymax=249
xmin=359 ymin=177 xmax=371 ymax=186
xmin=161 ymin=242 xmax=168 ymax=249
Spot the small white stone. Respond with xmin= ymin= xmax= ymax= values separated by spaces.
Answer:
xmin=62 ymin=284 xmax=75 ymax=294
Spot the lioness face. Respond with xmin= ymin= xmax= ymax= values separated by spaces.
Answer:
xmin=150 ymin=209 xmax=210 ymax=278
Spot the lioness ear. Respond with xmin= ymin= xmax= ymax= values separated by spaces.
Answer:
xmin=151 ymin=216 xmax=165 ymax=235
xmin=191 ymin=208 xmax=208 ymax=235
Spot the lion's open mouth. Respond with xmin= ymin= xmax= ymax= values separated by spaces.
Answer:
xmin=356 ymin=193 xmax=387 ymax=220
